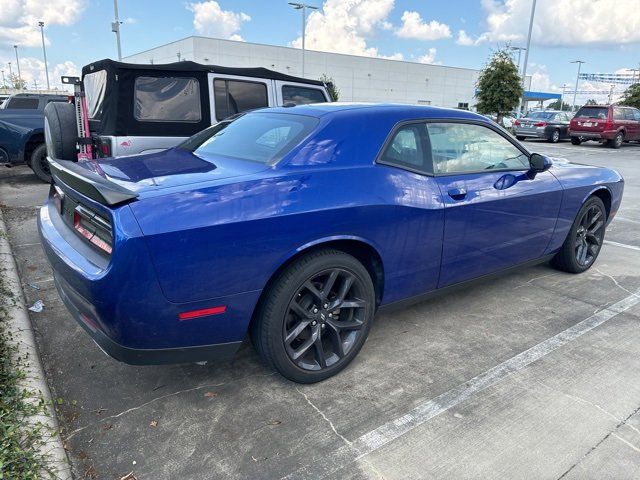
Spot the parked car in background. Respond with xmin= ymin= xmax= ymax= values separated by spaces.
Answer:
xmin=0 ymin=93 xmax=68 ymax=181
xmin=513 ymin=110 xmax=572 ymax=143
xmin=569 ymin=105 xmax=640 ymax=148
xmin=43 ymin=59 xmax=332 ymax=181
xmin=39 ymin=103 xmax=623 ymax=383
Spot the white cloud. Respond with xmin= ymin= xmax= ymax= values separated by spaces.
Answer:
xmin=0 ymin=55 xmax=78 ymax=91
xmin=417 ymin=48 xmax=438 ymax=64
xmin=395 ymin=11 xmax=451 ymax=41
xmin=0 ymin=0 xmax=85 ymax=48
xmin=476 ymin=0 xmax=640 ymax=47
xmin=188 ymin=1 xmax=250 ymax=41
xmin=290 ymin=0 xmax=402 ymax=59
xmin=456 ymin=30 xmax=475 ymax=46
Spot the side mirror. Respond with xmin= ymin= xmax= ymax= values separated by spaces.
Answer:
xmin=529 ymin=153 xmax=552 ymax=174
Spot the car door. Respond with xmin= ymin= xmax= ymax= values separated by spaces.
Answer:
xmin=427 ymin=121 xmax=563 ymax=288
xmin=624 ymin=108 xmax=640 ymax=140
xmin=208 ymin=74 xmax=274 ymax=123
xmin=557 ymin=113 xmax=570 ymax=137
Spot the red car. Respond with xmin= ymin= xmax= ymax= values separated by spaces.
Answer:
xmin=569 ymin=104 xmax=640 ymax=148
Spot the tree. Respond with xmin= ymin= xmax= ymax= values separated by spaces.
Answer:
xmin=319 ymin=74 xmax=340 ymax=101
xmin=8 ymin=73 xmax=26 ymax=90
xmin=547 ymin=99 xmax=570 ymax=111
xmin=475 ymin=49 xmax=523 ymax=123
xmin=619 ymin=83 xmax=640 ymax=109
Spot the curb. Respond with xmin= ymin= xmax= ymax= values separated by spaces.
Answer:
xmin=0 ymin=208 xmax=73 ymax=479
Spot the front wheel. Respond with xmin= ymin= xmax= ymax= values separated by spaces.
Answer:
xmin=252 ymin=249 xmax=376 ymax=383
xmin=551 ymin=196 xmax=606 ymax=273
xmin=30 ymin=144 xmax=51 ymax=183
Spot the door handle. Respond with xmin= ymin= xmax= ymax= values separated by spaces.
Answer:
xmin=448 ymin=188 xmax=467 ymax=200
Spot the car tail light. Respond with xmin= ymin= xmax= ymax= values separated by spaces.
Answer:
xmin=73 ymin=205 xmax=113 ymax=254
xmin=534 ymin=122 xmax=547 ymax=127
xmin=52 ymin=185 xmax=64 ymax=214
xmin=514 ymin=120 xmax=521 ymax=126
xmin=605 ymin=119 xmax=613 ymax=130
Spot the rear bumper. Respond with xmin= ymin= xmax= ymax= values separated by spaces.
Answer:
xmin=513 ymin=127 xmax=547 ymax=138
xmin=569 ymin=130 xmax=617 ymax=141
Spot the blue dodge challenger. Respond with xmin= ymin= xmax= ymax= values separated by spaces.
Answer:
xmin=38 ymin=104 xmax=624 ymax=383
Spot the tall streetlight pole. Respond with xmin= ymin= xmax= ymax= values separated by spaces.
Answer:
xmin=7 ymin=62 xmax=12 ymax=78
xmin=559 ymin=83 xmax=570 ymax=111
xmin=508 ymin=45 xmax=526 ymax=74
xmin=13 ymin=45 xmax=22 ymax=90
xmin=517 ymin=0 xmax=537 ymax=115
xmin=288 ymin=2 xmax=318 ymax=78
xmin=112 ymin=0 xmax=123 ymax=60
xmin=1 ymin=70 xmax=5 ymax=88
xmin=38 ymin=21 xmax=50 ymax=90
xmin=571 ymin=60 xmax=585 ymax=112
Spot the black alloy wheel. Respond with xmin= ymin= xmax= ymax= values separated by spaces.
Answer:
xmin=284 ymin=268 xmax=367 ymax=371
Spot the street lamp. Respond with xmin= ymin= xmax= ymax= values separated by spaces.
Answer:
xmin=1 ymin=70 xmax=5 ymax=88
xmin=111 ymin=0 xmax=123 ymax=60
xmin=7 ymin=62 xmax=12 ymax=78
xmin=13 ymin=45 xmax=22 ymax=90
xmin=517 ymin=0 xmax=537 ymax=115
xmin=507 ymin=45 xmax=526 ymax=74
xmin=570 ymin=60 xmax=585 ymax=112
xmin=288 ymin=2 xmax=318 ymax=78
xmin=559 ymin=83 xmax=570 ymax=111
xmin=38 ymin=21 xmax=50 ymax=90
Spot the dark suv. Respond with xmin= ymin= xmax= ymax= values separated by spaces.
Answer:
xmin=569 ymin=105 xmax=640 ymax=148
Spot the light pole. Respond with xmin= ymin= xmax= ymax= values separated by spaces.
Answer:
xmin=517 ymin=0 xmax=537 ymax=115
xmin=8 ymin=62 xmax=12 ymax=78
xmin=13 ymin=45 xmax=22 ymax=90
xmin=112 ymin=0 xmax=123 ymax=60
xmin=571 ymin=60 xmax=585 ymax=112
xmin=559 ymin=83 xmax=570 ymax=111
xmin=288 ymin=2 xmax=318 ymax=78
xmin=38 ymin=21 xmax=50 ymax=90
xmin=1 ymin=70 xmax=5 ymax=88
xmin=508 ymin=45 xmax=526 ymax=74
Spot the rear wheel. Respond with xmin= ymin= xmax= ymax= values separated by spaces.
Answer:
xmin=516 ymin=136 xmax=526 ymax=141
xmin=549 ymin=129 xmax=560 ymax=143
xmin=252 ymin=249 xmax=375 ymax=383
xmin=551 ymin=196 xmax=606 ymax=273
xmin=29 ymin=144 xmax=51 ymax=183
xmin=571 ymin=137 xmax=582 ymax=145
xmin=607 ymin=132 xmax=624 ymax=149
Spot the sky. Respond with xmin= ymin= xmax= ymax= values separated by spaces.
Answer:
xmin=0 ymin=0 xmax=639 ymax=103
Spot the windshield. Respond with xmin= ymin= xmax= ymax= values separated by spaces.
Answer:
xmin=527 ymin=112 xmax=555 ymax=120
xmin=575 ymin=107 xmax=608 ymax=119
xmin=191 ymin=112 xmax=318 ymax=164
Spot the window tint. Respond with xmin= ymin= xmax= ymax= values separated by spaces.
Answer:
xmin=214 ymin=79 xmax=268 ymax=121
xmin=575 ymin=107 xmax=608 ymax=119
xmin=613 ymin=107 xmax=625 ymax=120
xmin=134 ymin=76 xmax=201 ymax=122
xmin=282 ymin=85 xmax=326 ymax=105
xmin=632 ymin=109 xmax=640 ymax=122
xmin=528 ymin=111 xmax=555 ymax=120
xmin=193 ymin=112 xmax=317 ymax=164
xmin=380 ymin=123 xmax=429 ymax=172
xmin=84 ymin=70 xmax=107 ymax=119
xmin=427 ymin=123 xmax=529 ymax=174
xmin=623 ymin=108 xmax=635 ymax=120
xmin=6 ymin=97 xmax=39 ymax=109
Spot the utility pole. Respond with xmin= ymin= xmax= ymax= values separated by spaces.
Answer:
xmin=289 ymin=2 xmax=318 ymax=78
xmin=38 ymin=21 xmax=50 ymax=90
xmin=13 ymin=45 xmax=22 ymax=90
xmin=559 ymin=83 xmax=570 ymax=111
xmin=1 ymin=70 xmax=5 ymax=88
xmin=608 ymin=84 xmax=615 ymax=104
xmin=571 ymin=60 xmax=585 ymax=112
xmin=112 ymin=0 xmax=123 ymax=60
xmin=177 ymin=52 xmax=181 ymax=62
xmin=517 ymin=0 xmax=536 ymax=115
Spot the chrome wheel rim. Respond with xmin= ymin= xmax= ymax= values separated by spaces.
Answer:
xmin=283 ymin=268 xmax=367 ymax=371
xmin=575 ymin=204 xmax=605 ymax=267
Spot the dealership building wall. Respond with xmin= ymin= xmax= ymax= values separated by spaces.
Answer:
xmin=124 ymin=36 xmax=531 ymax=109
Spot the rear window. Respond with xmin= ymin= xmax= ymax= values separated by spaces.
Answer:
xmin=528 ymin=112 xmax=555 ymax=120
xmin=193 ymin=112 xmax=318 ymax=164
xmin=84 ymin=70 xmax=107 ymax=119
xmin=6 ymin=97 xmax=39 ymax=109
xmin=214 ymin=79 xmax=268 ymax=121
xmin=575 ymin=107 xmax=608 ymax=119
xmin=282 ymin=85 xmax=327 ymax=105
xmin=134 ymin=76 xmax=201 ymax=123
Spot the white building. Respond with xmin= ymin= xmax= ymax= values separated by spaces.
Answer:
xmin=124 ymin=36 xmax=531 ymax=110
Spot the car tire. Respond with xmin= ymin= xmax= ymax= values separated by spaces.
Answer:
xmin=29 ymin=144 xmax=51 ymax=183
xmin=551 ymin=196 xmax=606 ymax=274
xmin=44 ymin=102 xmax=77 ymax=161
xmin=570 ymin=137 xmax=582 ymax=145
xmin=607 ymin=132 xmax=624 ymax=149
xmin=516 ymin=136 xmax=526 ymax=141
xmin=251 ymin=249 xmax=376 ymax=383
xmin=549 ymin=129 xmax=560 ymax=143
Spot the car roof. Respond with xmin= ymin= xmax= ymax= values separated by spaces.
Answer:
xmin=256 ymin=102 xmax=487 ymax=122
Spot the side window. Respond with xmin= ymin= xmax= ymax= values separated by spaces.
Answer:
xmin=633 ymin=109 xmax=640 ymax=122
xmin=613 ymin=107 xmax=625 ymax=120
xmin=427 ymin=123 xmax=529 ymax=175
xmin=214 ymin=79 xmax=268 ymax=121
xmin=134 ymin=76 xmax=201 ymax=122
xmin=623 ymin=108 xmax=635 ymax=120
xmin=379 ymin=123 xmax=429 ymax=172
xmin=282 ymin=85 xmax=326 ymax=105
xmin=6 ymin=97 xmax=39 ymax=109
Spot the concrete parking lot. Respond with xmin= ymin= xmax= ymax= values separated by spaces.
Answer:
xmin=1 ymin=140 xmax=639 ymax=479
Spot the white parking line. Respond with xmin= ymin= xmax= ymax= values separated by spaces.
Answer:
xmin=614 ymin=217 xmax=640 ymax=226
xmin=283 ymin=290 xmax=640 ymax=480
xmin=605 ymin=240 xmax=640 ymax=252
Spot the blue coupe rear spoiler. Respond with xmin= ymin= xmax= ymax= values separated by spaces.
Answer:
xmin=49 ymin=158 xmax=138 ymax=206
